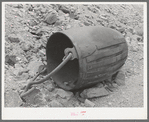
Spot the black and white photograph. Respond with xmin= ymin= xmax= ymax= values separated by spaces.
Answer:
xmin=2 ymin=2 xmax=147 ymax=120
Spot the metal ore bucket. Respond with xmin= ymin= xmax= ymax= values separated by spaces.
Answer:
xmin=46 ymin=26 xmax=128 ymax=91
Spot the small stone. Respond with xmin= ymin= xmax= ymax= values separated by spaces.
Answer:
xmin=99 ymin=15 xmax=108 ymax=21
xmin=17 ymin=55 xmax=28 ymax=63
xmin=13 ymin=64 xmax=24 ymax=76
xmin=44 ymin=83 xmax=55 ymax=92
xmin=54 ymin=88 xmax=74 ymax=100
xmin=31 ymin=48 xmax=38 ymax=53
xmin=41 ymin=7 xmax=47 ymax=13
xmin=126 ymin=31 xmax=133 ymax=37
xmin=137 ymin=36 xmax=143 ymax=42
xmin=45 ymin=11 xmax=58 ymax=25
xmin=115 ymin=71 xmax=125 ymax=86
xmin=80 ymin=87 xmax=109 ymax=99
xmin=105 ymin=83 xmax=118 ymax=92
xmin=5 ymin=90 xmax=23 ymax=107
xmin=38 ymin=64 xmax=46 ymax=73
xmin=16 ymin=79 xmax=27 ymax=84
xmin=16 ymin=57 xmax=21 ymax=62
xmin=108 ymin=102 xmax=112 ymax=105
xmin=130 ymin=39 xmax=138 ymax=52
xmin=54 ymin=20 xmax=62 ymax=26
xmin=24 ymin=26 xmax=29 ymax=31
xmin=134 ymin=27 xmax=143 ymax=37
xmin=12 ymin=4 xmax=23 ymax=8
xmin=117 ymin=28 xmax=125 ymax=33
xmin=56 ymin=97 xmax=71 ymax=107
xmin=17 ymin=11 xmax=23 ymax=17
xmin=96 ymin=82 xmax=104 ymax=88
xmin=43 ymin=88 xmax=56 ymax=101
xmin=15 ymin=63 xmax=22 ymax=69
xmin=59 ymin=5 xmax=70 ymax=14
xmin=20 ymin=42 xmax=32 ymax=51
xmin=28 ymin=19 xmax=38 ymax=26
xmin=39 ymin=49 xmax=46 ymax=56
xmin=84 ymin=21 xmax=91 ymax=26
xmin=21 ymin=103 xmax=31 ymax=107
xmin=21 ymin=73 xmax=29 ymax=80
xmin=132 ymin=35 xmax=143 ymax=42
xmin=35 ymin=28 xmax=44 ymax=36
xmin=66 ymin=25 xmax=71 ymax=29
xmin=22 ymin=88 xmax=41 ymax=104
xmin=84 ymin=99 xmax=95 ymax=107
xmin=112 ymin=83 xmax=118 ymax=88
xmin=33 ymin=93 xmax=45 ymax=105
xmin=109 ymin=25 xmax=117 ymax=30
xmin=49 ymin=100 xmax=63 ymax=107
xmin=8 ymin=34 xmax=20 ymax=43
xmin=27 ymin=61 xmax=43 ymax=76
xmin=80 ymin=102 xmax=85 ymax=107
xmin=5 ymin=55 xmax=17 ymax=66
xmin=127 ymin=26 xmax=134 ymax=34
xmin=69 ymin=8 xmax=79 ymax=20
xmin=16 ymin=34 xmax=25 ymax=42
xmin=125 ymin=37 xmax=131 ymax=46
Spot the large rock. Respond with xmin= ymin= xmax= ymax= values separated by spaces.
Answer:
xmin=80 ymin=87 xmax=109 ymax=99
xmin=5 ymin=90 xmax=23 ymax=107
xmin=54 ymin=88 xmax=74 ymax=100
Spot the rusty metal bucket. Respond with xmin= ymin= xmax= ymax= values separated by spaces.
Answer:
xmin=46 ymin=26 xmax=128 ymax=91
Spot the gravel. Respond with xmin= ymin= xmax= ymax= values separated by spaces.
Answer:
xmin=4 ymin=3 xmax=144 ymax=108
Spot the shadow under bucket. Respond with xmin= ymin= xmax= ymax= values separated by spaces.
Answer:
xmin=46 ymin=26 xmax=128 ymax=91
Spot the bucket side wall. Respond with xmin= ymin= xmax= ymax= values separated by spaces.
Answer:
xmin=62 ymin=26 xmax=128 ymax=90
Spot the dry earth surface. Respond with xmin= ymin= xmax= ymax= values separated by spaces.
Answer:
xmin=4 ymin=4 xmax=144 ymax=107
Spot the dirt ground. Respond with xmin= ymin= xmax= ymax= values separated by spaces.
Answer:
xmin=4 ymin=3 xmax=144 ymax=107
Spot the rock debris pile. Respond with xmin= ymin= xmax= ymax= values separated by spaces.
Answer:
xmin=4 ymin=4 xmax=144 ymax=107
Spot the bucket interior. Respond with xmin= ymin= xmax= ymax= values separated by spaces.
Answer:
xmin=46 ymin=32 xmax=79 ymax=89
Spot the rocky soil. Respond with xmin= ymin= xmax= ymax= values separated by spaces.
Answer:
xmin=4 ymin=4 xmax=144 ymax=107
